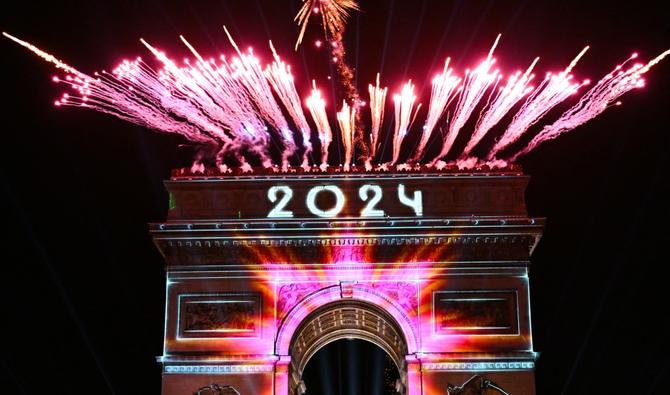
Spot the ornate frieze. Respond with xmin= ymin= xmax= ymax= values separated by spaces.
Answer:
xmin=423 ymin=361 xmax=535 ymax=371
xmin=164 ymin=365 xmax=274 ymax=374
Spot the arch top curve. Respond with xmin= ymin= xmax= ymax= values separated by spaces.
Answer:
xmin=275 ymin=283 xmax=419 ymax=358
xmin=289 ymin=299 xmax=408 ymax=375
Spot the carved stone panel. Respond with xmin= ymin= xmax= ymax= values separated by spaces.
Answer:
xmin=177 ymin=293 xmax=262 ymax=338
xmin=433 ymin=291 xmax=518 ymax=335
xmin=277 ymin=283 xmax=324 ymax=322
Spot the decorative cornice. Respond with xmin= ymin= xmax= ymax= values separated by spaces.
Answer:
xmin=423 ymin=361 xmax=535 ymax=371
xmin=157 ymin=234 xmax=537 ymax=247
xmin=170 ymin=167 xmax=524 ymax=179
xmin=150 ymin=217 xmax=544 ymax=232
xmin=164 ymin=365 xmax=274 ymax=374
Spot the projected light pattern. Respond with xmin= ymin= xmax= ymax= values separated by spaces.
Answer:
xmin=3 ymin=27 xmax=669 ymax=172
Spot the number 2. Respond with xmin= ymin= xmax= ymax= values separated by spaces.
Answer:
xmin=359 ymin=184 xmax=385 ymax=217
xmin=267 ymin=186 xmax=294 ymax=218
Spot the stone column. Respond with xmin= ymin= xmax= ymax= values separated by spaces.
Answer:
xmin=406 ymin=355 xmax=423 ymax=395
xmin=274 ymin=356 xmax=291 ymax=395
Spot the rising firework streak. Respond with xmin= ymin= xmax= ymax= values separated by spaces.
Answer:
xmin=462 ymin=57 xmax=538 ymax=158
xmin=413 ymin=58 xmax=461 ymax=162
xmin=3 ymin=31 xmax=669 ymax=172
xmin=391 ymin=81 xmax=421 ymax=165
xmin=337 ymin=100 xmax=356 ymax=171
xmin=486 ymin=46 xmax=590 ymax=159
xmin=428 ymin=35 xmax=501 ymax=166
xmin=509 ymin=49 xmax=670 ymax=161
xmin=305 ymin=81 xmax=333 ymax=171
xmin=294 ymin=0 xmax=360 ymax=50
xmin=265 ymin=41 xmax=313 ymax=170
xmin=367 ymin=73 xmax=388 ymax=167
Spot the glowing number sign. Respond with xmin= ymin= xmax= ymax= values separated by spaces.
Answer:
xmin=359 ymin=185 xmax=385 ymax=217
xmin=267 ymin=184 xmax=423 ymax=219
xmin=398 ymin=184 xmax=423 ymax=216
xmin=267 ymin=186 xmax=294 ymax=218
xmin=306 ymin=185 xmax=346 ymax=218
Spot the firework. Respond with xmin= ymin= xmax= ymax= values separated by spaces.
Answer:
xmin=141 ymin=35 xmax=273 ymax=168
xmin=337 ymin=100 xmax=356 ymax=171
xmin=391 ymin=81 xmax=420 ymax=164
xmin=412 ymin=58 xmax=461 ymax=162
xmin=428 ymin=35 xmax=501 ymax=166
xmin=221 ymin=28 xmax=297 ymax=170
xmin=367 ymin=73 xmax=388 ymax=165
xmin=2 ymin=32 xmax=84 ymax=77
xmin=265 ymin=41 xmax=313 ymax=170
xmin=294 ymin=0 xmax=360 ymax=50
xmin=305 ymin=81 xmax=333 ymax=170
xmin=296 ymin=0 xmax=368 ymax=165
xmin=4 ymin=27 xmax=669 ymax=173
xmin=486 ymin=46 xmax=590 ymax=159
xmin=461 ymin=57 xmax=538 ymax=157
xmin=510 ymin=49 xmax=670 ymax=161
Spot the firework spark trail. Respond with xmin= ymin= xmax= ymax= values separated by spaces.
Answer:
xmin=486 ymin=46 xmax=590 ymax=159
xmin=3 ymin=31 xmax=290 ymax=170
xmin=1 ymin=32 xmax=243 ymax=161
xmin=412 ymin=58 xmax=461 ymax=162
xmin=222 ymin=28 xmax=297 ymax=170
xmin=2 ymin=32 xmax=85 ymax=77
xmin=142 ymin=37 xmax=270 ymax=168
xmin=510 ymin=49 xmax=670 ymax=161
xmin=265 ymin=41 xmax=314 ymax=170
xmin=67 ymin=62 xmax=218 ymax=146
xmin=337 ymin=100 xmax=356 ymax=171
xmin=6 ymin=30 xmax=669 ymax=171
xmin=428 ymin=35 xmax=502 ymax=165
xmin=295 ymin=1 xmax=368 ymax=163
xmin=391 ymin=81 xmax=420 ymax=164
xmin=306 ymin=82 xmax=333 ymax=171
xmin=461 ymin=57 xmax=539 ymax=157
xmin=330 ymin=30 xmax=369 ymax=163
xmin=367 ymin=73 xmax=388 ymax=167
xmin=294 ymin=0 xmax=360 ymax=50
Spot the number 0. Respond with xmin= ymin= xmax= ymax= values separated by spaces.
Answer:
xmin=306 ymin=185 xmax=345 ymax=218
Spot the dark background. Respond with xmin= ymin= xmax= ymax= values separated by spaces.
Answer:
xmin=1 ymin=0 xmax=669 ymax=393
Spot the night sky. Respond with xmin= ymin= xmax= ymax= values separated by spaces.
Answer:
xmin=1 ymin=1 xmax=669 ymax=394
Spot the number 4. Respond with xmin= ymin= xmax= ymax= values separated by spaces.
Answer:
xmin=398 ymin=184 xmax=423 ymax=216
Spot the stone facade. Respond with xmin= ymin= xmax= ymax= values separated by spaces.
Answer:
xmin=152 ymin=170 xmax=542 ymax=394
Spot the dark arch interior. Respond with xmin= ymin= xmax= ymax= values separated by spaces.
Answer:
xmin=301 ymin=338 xmax=400 ymax=395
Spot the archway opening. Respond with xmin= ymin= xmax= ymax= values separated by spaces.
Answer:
xmin=301 ymin=338 xmax=401 ymax=395
xmin=286 ymin=300 xmax=408 ymax=395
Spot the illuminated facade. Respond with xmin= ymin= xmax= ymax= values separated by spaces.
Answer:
xmin=151 ymin=168 xmax=543 ymax=394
